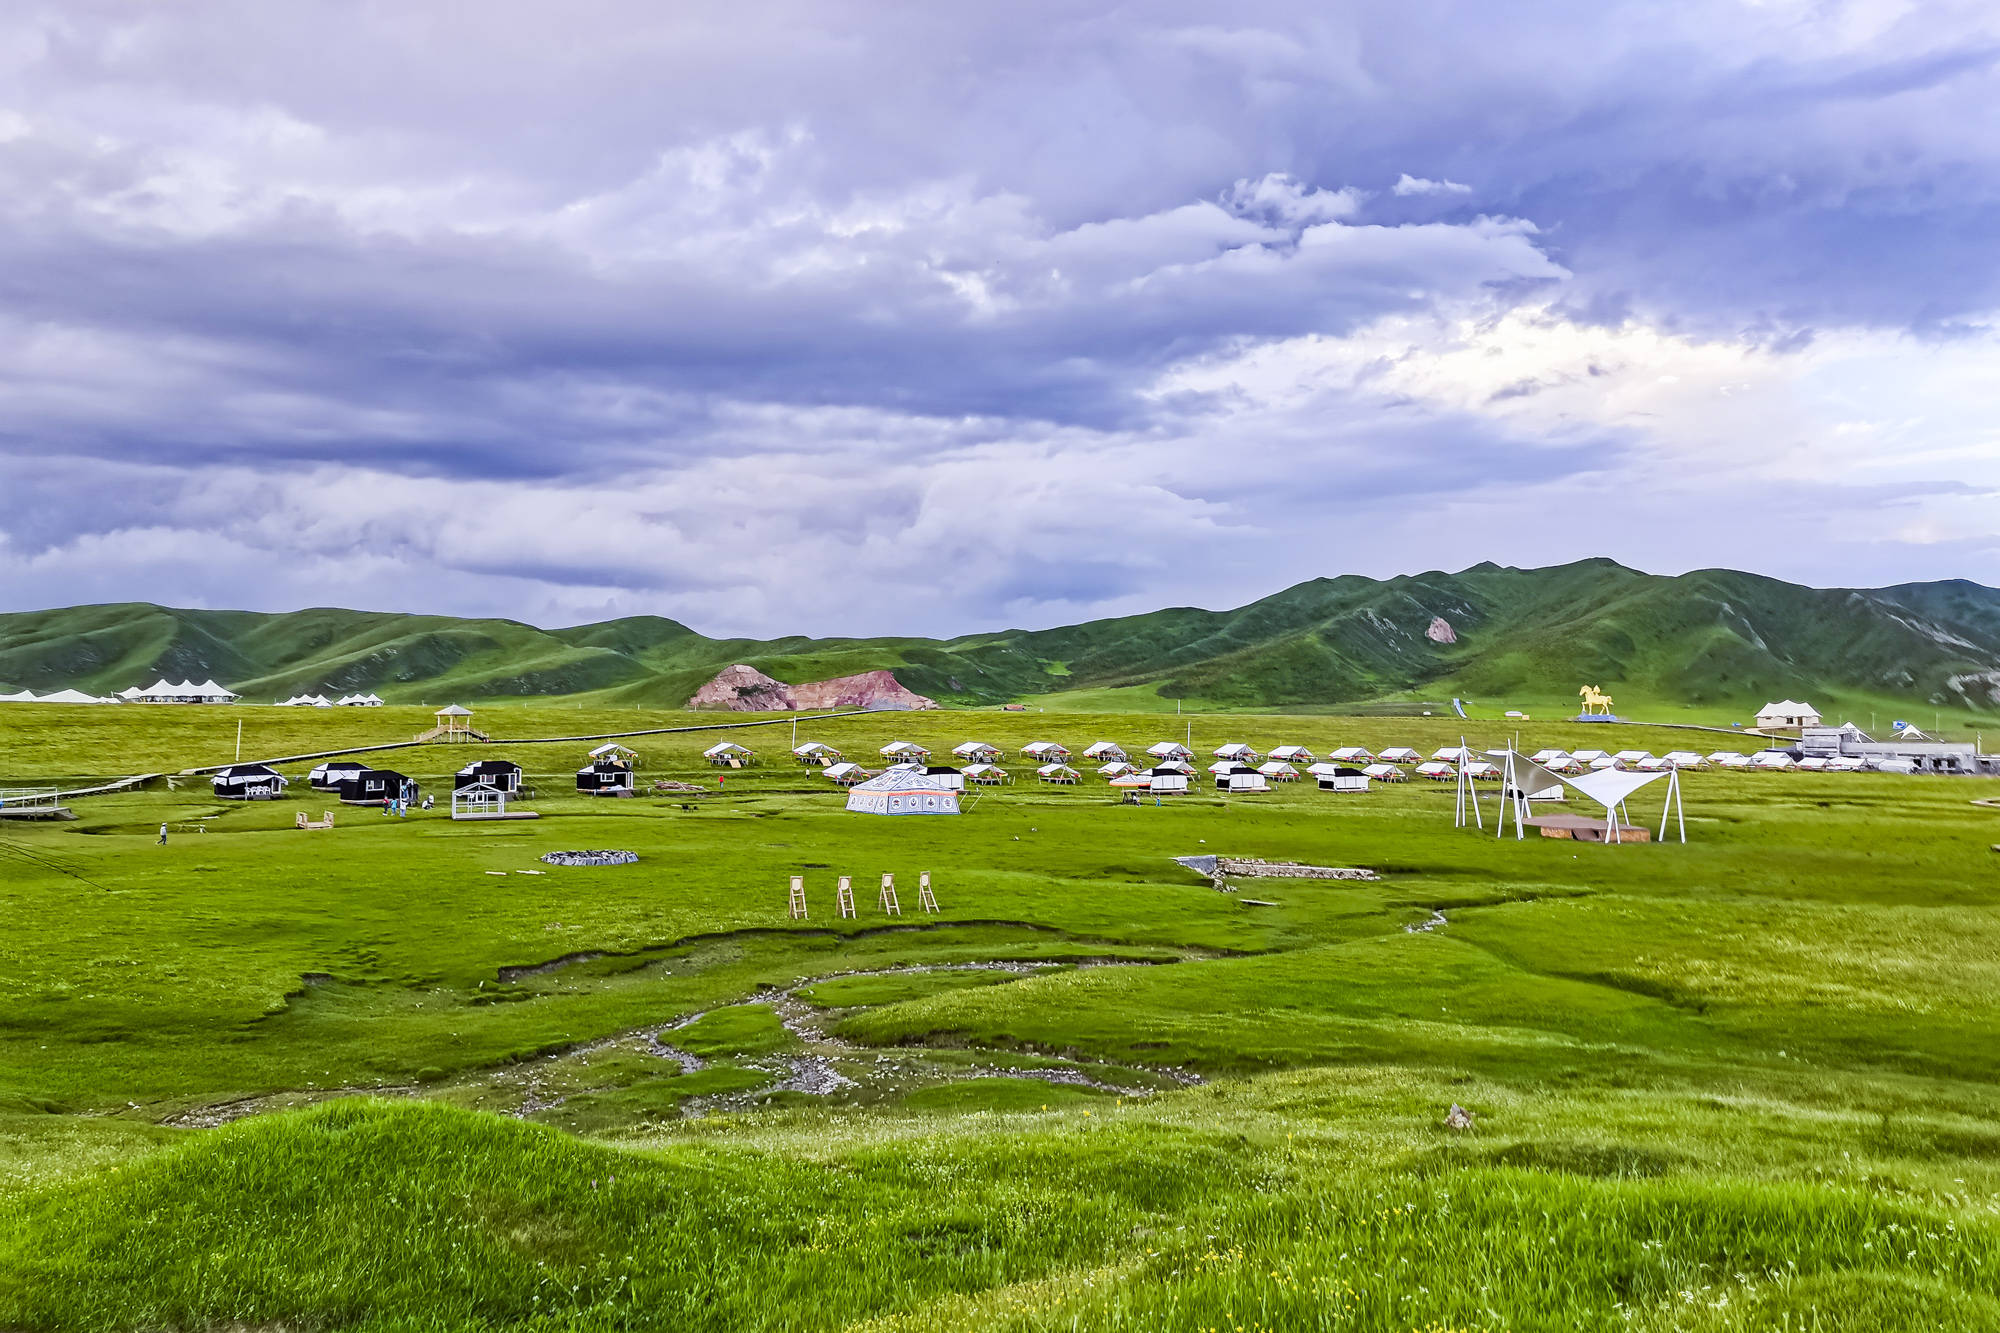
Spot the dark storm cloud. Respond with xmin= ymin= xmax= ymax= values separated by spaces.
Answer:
xmin=0 ymin=0 xmax=1996 ymax=631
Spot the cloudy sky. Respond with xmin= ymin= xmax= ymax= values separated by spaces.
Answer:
xmin=3 ymin=1 xmax=1998 ymax=636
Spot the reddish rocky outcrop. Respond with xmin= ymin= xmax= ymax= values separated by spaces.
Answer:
xmin=687 ymin=664 xmax=796 ymax=710
xmin=1425 ymin=616 xmax=1458 ymax=645
xmin=686 ymin=664 xmax=937 ymax=711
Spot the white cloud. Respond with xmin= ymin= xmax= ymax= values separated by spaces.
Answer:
xmin=1392 ymin=174 xmax=1473 ymax=197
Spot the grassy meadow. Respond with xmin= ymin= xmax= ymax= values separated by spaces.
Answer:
xmin=1 ymin=701 xmax=1998 ymax=1329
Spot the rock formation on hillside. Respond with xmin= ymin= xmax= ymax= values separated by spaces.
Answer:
xmin=687 ymin=663 xmax=796 ymax=710
xmin=687 ymin=664 xmax=937 ymax=712
xmin=1425 ymin=616 xmax=1458 ymax=644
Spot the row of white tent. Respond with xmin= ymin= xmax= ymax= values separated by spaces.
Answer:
xmin=0 ymin=678 xmax=240 ymax=704
xmin=274 ymin=693 xmax=385 ymax=707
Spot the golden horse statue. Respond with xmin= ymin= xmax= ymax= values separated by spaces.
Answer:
xmin=1578 ymin=684 xmax=1614 ymax=716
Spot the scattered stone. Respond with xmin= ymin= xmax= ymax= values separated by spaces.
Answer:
xmin=1445 ymin=1103 xmax=1476 ymax=1131
xmin=1426 ymin=616 xmax=1458 ymax=644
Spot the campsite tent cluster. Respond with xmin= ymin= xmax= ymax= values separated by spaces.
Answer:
xmin=275 ymin=692 xmax=384 ymax=707
xmin=799 ymin=738 xmax=1403 ymax=798
xmin=1 ymin=678 xmax=241 ymax=705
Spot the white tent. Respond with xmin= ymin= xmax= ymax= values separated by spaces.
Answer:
xmin=1415 ymin=761 xmax=1455 ymax=780
xmin=952 ymin=741 xmax=1000 ymax=761
xmin=37 ymin=688 xmax=118 ymax=704
xmin=1756 ymin=700 xmax=1822 ymax=729
xmin=1588 ymin=756 xmax=1622 ymax=770
xmin=1145 ymin=741 xmax=1195 ymax=761
xmin=1362 ymin=762 xmax=1407 ymax=782
xmin=823 ymin=762 xmax=869 ymax=785
xmin=1431 ymin=746 xmax=1476 ymax=762
xmin=1380 ymin=747 xmax=1421 ymax=763
xmin=589 ymin=743 xmax=637 ymax=760
xmin=845 ymin=765 xmax=960 ymax=815
xmin=1750 ymin=751 xmax=1796 ymax=770
xmin=1036 ymin=762 xmax=1081 ymax=784
xmin=1557 ymin=765 xmax=1684 ymax=843
xmin=1636 ymin=756 xmax=1673 ymax=771
xmin=1304 ymin=762 xmax=1341 ymax=777
xmin=1257 ymin=761 xmax=1299 ymax=781
xmin=1613 ymin=750 xmax=1653 ymax=764
xmin=1213 ymin=742 xmax=1260 ymax=761
xmin=1661 ymin=751 xmax=1708 ymax=768
xmin=1707 ymin=750 xmax=1746 ymax=765
xmin=704 ymin=742 xmax=755 ymax=766
xmin=794 ymin=742 xmax=841 ymax=764
xmin=1715 ymin=753 xmax=1754 ymax=769
xmin=963 ymin=763 xmax=1010 ymax=785
xmin=1268 ymin=745 xmax=1316 ymax=763
xmin=1326 ymin=746 xmax=1372 ymax=764
xmin=116 ymin=686 xmax=144 ymax=701
xmin=1080 ymin=741 xmax=1127 ymax=762
xmin=1097 ymin=761 xmax=1137 ymax=778
xmin=1529 ymin=748 xmax=1569 ymax=764
xmin=1462 ymin=761 xmax=1501 ymax=780
xmin=1211 ymin=763 xmax=1267 ymax=792
xmin=1022 ymin=741 xmax=1071 ymax=760
xmin=1111 ymin=766 xmax=1189 ymax=793
xmin=1875 ymin=757 xmax=1918 ymax=774
xmin=1572 ymin=750 xmax=1611 ymax=763
xmin=880 ymin=741 xmax=929 ymax=760
xmin=0 ymin=690 xmax=37 ymax=703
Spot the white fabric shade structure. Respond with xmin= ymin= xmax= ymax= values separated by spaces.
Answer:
xmin=336 ymin=693 xmax=384 ymax=706
xmin=703 ymin=742 xmax=753 ymax=758
xmin=1145 ymin=741 xmax=1195 ymax=760
xmin=1267 ymin=745 xmax=1316 ymax=762
xmin=1081 ymin=741 xmax=1127 ymax=760
xmin=276 ymin=693 xmax=333 ymax=707
xmin=588 ymin=743 xmax=636 ymax=759
xmin=951 ymin=741 xmax=1000 ymax=760
xmin=1459 ymin=746 xmax=1687 ymax=844
xmin=135 ymin=678 xmax=238 ymax=702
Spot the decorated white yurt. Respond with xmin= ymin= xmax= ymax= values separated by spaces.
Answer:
xmin=845 ymin=766 xmax=961 ymax=815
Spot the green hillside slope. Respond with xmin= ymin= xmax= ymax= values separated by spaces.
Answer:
xmin=1 ymin=561 xmax=1996 ymax=718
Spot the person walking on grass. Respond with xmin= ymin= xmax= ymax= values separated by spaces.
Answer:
xmin=157 ymin=822 xmax=168 ymax=845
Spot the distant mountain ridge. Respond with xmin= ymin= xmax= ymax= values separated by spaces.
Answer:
xmin=2 ymin=560 xmax=1998 ymax=714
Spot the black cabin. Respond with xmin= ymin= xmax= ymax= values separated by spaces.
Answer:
xmin=576 ymin=760 xmax=635 ymax=795
xmin=212 ymin=764 xmax=289 ymax=800
xmin=334 ymin=768 xmax=417 ymax=805
xmin=454 ymin=759 xmax=523 ymax=793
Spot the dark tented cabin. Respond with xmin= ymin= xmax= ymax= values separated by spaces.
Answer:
xmin=454 ymin=759 xmax=523 ymax=794
xmin=212 ymin=764 xmax=288 ymax=800
xmin=577 ymin=759 xmax=636 ymax=796
xmin=308 ymin=759 xmax=366 ymax=791
xmin=334 ymin=768 xmax=418 ymax=805
xmin=1316 ymin=766 xmax=1371 ymax=793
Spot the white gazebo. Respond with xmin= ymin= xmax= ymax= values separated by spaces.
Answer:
xmin=1755 ymin=700 xmax=1822 ymax=730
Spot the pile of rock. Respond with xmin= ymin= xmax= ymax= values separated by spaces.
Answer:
xmin=540 ymin=850 xmax=639 ymax=868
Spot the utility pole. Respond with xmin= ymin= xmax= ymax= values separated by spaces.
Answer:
xmin=235 ymin=717 xmax=242 ymax=762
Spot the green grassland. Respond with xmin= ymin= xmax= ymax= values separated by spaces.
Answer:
xmin=1 ymin=702 xmax=1998 ymax=1329
xmin=7 ymin=559 xmax=2000 ymax=722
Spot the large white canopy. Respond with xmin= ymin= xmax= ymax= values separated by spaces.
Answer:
xmin=1563 ymin=767 xmax=1669 ymax=809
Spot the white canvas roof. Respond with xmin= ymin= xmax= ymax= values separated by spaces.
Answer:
xmin=1256 ymin=761 xmax=1297 ymax=776
xmin=1096 ymin=761 xmax=1135 ymax=776
xmin=1146 ymin=741 xmax=1193 ymax=758
xmin=1662 ymin=751 xmax=1706 ymax=765
xmin=1462 ymin=762 xmax=1501 ymax=778
xmin=39 ymin=687 xmax=118 ymax=704
xmin=703 ymin=742 xmax=752 ymax=757
xmin=1213 ymin=742 xmax=1256 ymax=758
xmin=1416 ymin=762 xmax=1454 ymax=777
xmin=1082 ymin=741 xmax=1126 ymax=758
xmin=1572 ymin=750 xmax=1610 ymax=762
xmin=1529 ymin=748 xmax=1568 ymax=763
xmin=0 ymin=690 xmax=36 ymax=703
xmin=881 ymin=741 xmax=926 ymax=755
xmin=589 ymin=743 xmax=636 ymax=758
xmin=1036 ymin=762 xmax=1078 ymax=776
xmin=1304 ymin=762 xmax=1340 ymax=776
xmin=823 ymin=762 xmax=865 ymax=778
xmin=1268 ymin=745 xmax=1314 ymax=760
xmin=952 ymin=741 xmax=996 ymax=757
xmin=794 ymin=741 xmax=834 ymax=754
xmin=1327 ymin=746 xmax=1371 ymax=761
xmin=962 ymin=763 xmax=1006 ymax=777
xmin=1362 ymin=763 xmax=1403 ymax=779
xmin=1563 ymin=767 xmax=1669 ymax=810
xmin=1380 ymin=747 xmax=1421 ymax=761
xmin=1022 ymin=741 xmax=1067 ymax=755
xmin=1432 ymin=746 xmax=1475 ymax=762
xmin=1613 ymin=750 xmax=1653 ymax=762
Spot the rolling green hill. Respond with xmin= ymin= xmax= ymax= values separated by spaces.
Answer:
xmin=2 ymin=560 xmax=1998 ymax=720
